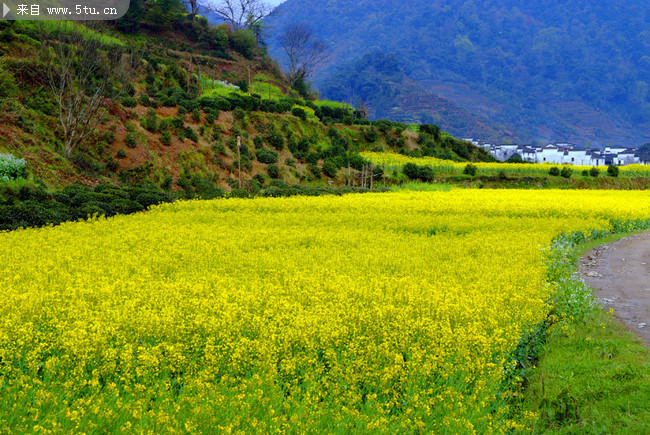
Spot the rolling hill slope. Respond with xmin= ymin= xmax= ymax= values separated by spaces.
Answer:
xmin=264 ymin=0 xmax=650 ymax=146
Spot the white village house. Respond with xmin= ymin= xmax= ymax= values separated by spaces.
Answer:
xmin=463 ymin=139 xmax=647 ymax=166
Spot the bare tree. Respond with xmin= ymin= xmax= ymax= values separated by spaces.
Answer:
xmin=184 ymin=0 xmax=199 ymax=22
xmin=204 ymin=0 xmax=272 ymax=30
xmin=41 ymin=23 xmax=140 ymax=158
xmin=279 ymin=23 xmax=330 ymax=86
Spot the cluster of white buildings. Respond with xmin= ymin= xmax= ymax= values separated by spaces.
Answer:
xmin=464 ymin=139 xmax=648 ymax=166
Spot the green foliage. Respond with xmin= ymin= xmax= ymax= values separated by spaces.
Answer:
xmin=144 ymin=0 xmax=184 ymax=31
xmin=364 ymin=127 xmax=378 ymax=143
xmin=403 ymin=163 xmax=434 ymax=181
xmin=322 ymin=159 xmax=339 ymax=178
xmin=291 ymin=107 xmax=307 ymax=121
xmin=0 ymin=183 xmax=178 ymax=231
xmin=125 ymin=133 xmax=137 ymax=149
xmin=463 ymin=164 xmax=478 ymax=176
xmin=231 ymin=29 xmax=257 ymax=59
xmin=116 ymin=0 xmax=144 ymax=33
xmin=160 ymin=130 xmax=172 ymax=146
xmin=560 ymin=166 xmax=573 ymax=179
xmin=256 ymin=149 xmax=279 ymax=165
xmin=506 ymin=154 xmax=524 ymax=163
xmin=266 ymin=129 xmax=285 ymax=150
xmin=0 ymin=63 xmax=18 ymax=99
xmin=144 ymin=108 xmax=158 ymax=133
xmin=120 ymin=96 xmax=138 ymax=108
xmin=184 ymin=127 xmax=198 ymax=143
xmin=549 ymin=167 xmax=560 ymax=177
xmin=191 ymin=108 xmax=201 ymax=123
xmin=589 ymin=167 xmax=600 ymax=177
xmin=607 ymin=164 xmax=619 ymax=177
xmin=308 ymin=163 xmax=322 ymax=179
xmin=266 ymin=164 xmax=280 ymax=179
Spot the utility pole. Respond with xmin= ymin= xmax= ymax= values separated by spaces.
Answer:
xmin=347 ymin=163 xmax=351 ymax=187
xmin=237 ymin=136 xmax=242 ymax=189
xmin=197 ymin=62 xmax=202 ymax=98
xmin=187 ymin=57 xmax=193 ymax=94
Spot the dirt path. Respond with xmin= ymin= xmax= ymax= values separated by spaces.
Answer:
xmin=580 ymin=231 xmax=650 ymax=345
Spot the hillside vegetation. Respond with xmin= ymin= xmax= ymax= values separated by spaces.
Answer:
xmin=0 ymin=12 xmax=494 ymax=229
xmin=265 ymin=0 xmax=650 ymax=146
xmin=0 ymin=16 xmax=489 ymax=188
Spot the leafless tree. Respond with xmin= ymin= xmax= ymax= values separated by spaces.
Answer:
xmin=279 ymin=23 xmax=330 ymax=86
xmin=204 ymin=0 xmax=272 ymax=30
xmin=184 ymin=0 xmax=199 ymax=22
xmin=40 ymin=23 xmax=140 ymax=158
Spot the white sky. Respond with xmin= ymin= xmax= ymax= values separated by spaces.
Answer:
xmin=267 ymin=0 xmax=285 ymax=7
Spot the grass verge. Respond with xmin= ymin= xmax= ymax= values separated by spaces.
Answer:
xmin=516 ymin=224 xmax=650 ymax=433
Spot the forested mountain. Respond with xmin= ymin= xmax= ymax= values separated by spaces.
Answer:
xmin=264 ymin=0 xmax=650 ymax=146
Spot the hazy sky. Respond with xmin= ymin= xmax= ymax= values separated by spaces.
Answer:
xmin=267 ymin=0 xmax=285 ymax=7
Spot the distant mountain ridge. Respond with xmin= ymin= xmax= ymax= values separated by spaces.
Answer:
xmin=264 ymin=0 xmax=650 ymax=147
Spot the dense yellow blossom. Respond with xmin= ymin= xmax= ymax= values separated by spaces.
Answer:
xmin=361 ymin=151 xmax=650 ymax=177
xmin=0 ymin=189 xmax=648 ymax=432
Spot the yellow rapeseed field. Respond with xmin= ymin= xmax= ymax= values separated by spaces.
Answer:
xmin=361 ymin=151 xmax=650 ymax=177
xmin=0 ymin=189 xmax=649 ymax=433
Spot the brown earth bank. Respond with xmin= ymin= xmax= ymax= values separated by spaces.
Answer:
xmin=580 ymin=231 xmax=650 ymax=345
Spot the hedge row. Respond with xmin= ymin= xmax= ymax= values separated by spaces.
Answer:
xmin=0 ymin=183 xmax=174 ymax=231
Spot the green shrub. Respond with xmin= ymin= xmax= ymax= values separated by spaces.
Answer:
xmin=160 ymin=130 xmax=172 ymax=146
xmin=0 ymin=201 xmax=62 ymax=230
xmin=305 ymin=152 xmax=319 ymax=165
xmin=120 ymin=96 xmax=137 ymax=108
xmin=116 ymin=149 xmax=127 ymax=159
xmin=110 ymin=198 xmax=144 ymax=215
xmin=403 ymin=163 xmax=420 ymax=180
xmin=256 ymin=149 xmax=279 ymax=164
xmin=291 ymin=107 xmax=307 ymax=121
xmin=463 ymin=164 xmax=478 ymax=176
xmin=267 ymin=164 xmax=280 ymax=179
xmin=125 ymin=133 xmax=137 ymax=148
xmin=253 ymin=136 xmax=264 ymax=149
xmin=205 ymin=111 xmax=217 ymax=124
xmin=589 ymin=167 xmax=600 ymax=177
xmin=607 ymin=164 xmax=619 ymax=177
xmin=144 ymin=108 xmax=158 ymax=133
xmin=322 ymin=159 xmax=338 ymax=178
xmin=581 ymin=170 xmax=589 ymax=176
xmin=560 ymin=166 xmax=573 ymax=179
xmin=139 ymin=94 xmax=151 ymax=107
xmin=184 ymin=127 xmax=198 ymax=143
xmin=171 ymin=117 xmax=184 ymax=130
xmin=266 ymin=130 xmax=285 ymax=150
xmin=549 ymin=166 xmax=560 ymax=176
xmin=105 ymin=160 xmax=119 ymax=172
xmin=232 ymin=29 xmax=257 ymax=59
xmin=419 ymin=166 xmax=434 ymax=182
xmin=101 ymin=131 xmax=116 ymax=144
xmin=134 ymin=192 xmax=170 ymax=208
xmin=233 ymin=107 xmax=246 ymax=121
xmin=192 ymin=108 xmax=201 ymax=122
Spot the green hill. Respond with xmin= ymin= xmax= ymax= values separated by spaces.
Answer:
xmin=264 ymin=0 xmax=650 ymax=147
xmin=0 ymin=12 xmax=492 ymax=229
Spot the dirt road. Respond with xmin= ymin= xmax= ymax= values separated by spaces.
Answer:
xmin=580 ymin=231 xmax=650 ymax=345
